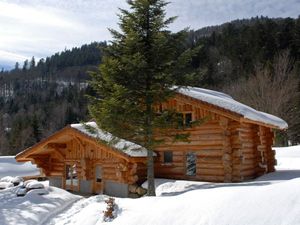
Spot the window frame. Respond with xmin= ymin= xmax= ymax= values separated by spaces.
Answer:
xmin=186 ymin=152 xmax=197 ymax=176
xmin=162 ymin=151 xmax=173 ymax=165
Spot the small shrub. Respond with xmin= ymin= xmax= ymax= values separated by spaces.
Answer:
xmin=103 ymin=197 xmax=117 ymax=222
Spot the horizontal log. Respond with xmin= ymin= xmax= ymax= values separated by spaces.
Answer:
xmin=241 ymin=164 xmax=255 ymax=171
xmin=196 ymin=175 xmax=225 ymax=182
xmin=240 ymin=169 xmax=256 ymax=177
xmin=49 ymin=171 xmax=63 ymax=176
xmin=155 ymin=167 xmax=184 ymax=174
xmin=197 ymin=150 xmax=223 ymax=157
xmin=198 ymin=168 xmax=224 ymax=176
xmin=156 ymin=145 xmax=223 ymax=151
xmin=163 ymin=140 xmax=224 ymax=146
xmin=197 ymin=156 xmax=222 ymax=164
xmin=197 ymin=164 xmax=223 ymax=169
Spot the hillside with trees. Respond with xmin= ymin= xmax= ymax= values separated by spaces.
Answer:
xmin=0 ymin=16 xmax=299 ymax=155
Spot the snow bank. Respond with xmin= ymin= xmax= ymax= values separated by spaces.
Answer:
xmin=0 ymin=156 xmax=40 ymax=178
xmin=71 ymin=122 xmax=150 ymax=157
xmin=177 ymin=86 xmax=288 ymax=129
xmin=142 ymin=179 xmax=209 ymax=196
xmin=0 ymin=185 xmax=81 ymax=225
xmin=109 ymin=178 xmax=300 ymax=225
xmin=1 ymin=145 xmax=300 ymax=225
xmin=274 ymin=145 xmax=300 ymax=169
xmin=25 ymin=180 xmax=45 ymax=189
xmin=0 ymin=181 xmax=13 ymax=189
xmin=46 ymin=195 xmax=107 ymax=225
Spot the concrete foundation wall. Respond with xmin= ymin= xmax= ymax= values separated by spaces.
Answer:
xmin=49 ymin=176 xmax=62 ymax=188
xmin=104 ymin=180 xmax=129 ymax=197
xmin=80 ymin=180 xmax=92 ymax=194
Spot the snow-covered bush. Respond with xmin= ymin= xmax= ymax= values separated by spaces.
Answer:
xmin=0 ymin=181 xmax=14 ymax=189
xmin=25 ymin=180 xmax=44 ymax=189
xmin=11 ymin=176 xmax=23 ymax=186
xmin=0 ymin=176 xmax=14 ymax=183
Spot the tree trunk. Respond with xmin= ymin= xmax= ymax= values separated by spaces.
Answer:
xmin=145 ymin=3 xmax=155 ymax=196
xmin=147 ymin=148 xmax=155 ymax=196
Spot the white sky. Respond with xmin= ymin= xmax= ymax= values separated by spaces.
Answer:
xmin=0 ymin=0 xmax=299 ymax=69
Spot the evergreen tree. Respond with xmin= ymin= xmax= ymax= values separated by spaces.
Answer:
xmin=22 ymin=59 xmax=29 ymax=71
xmin=89 ymin=0 xmax=196 ymax=196
xmin=30 ymin=56 xmax=36 ymax=69
xmin=14 ymin=62 xmax=20 ymax=70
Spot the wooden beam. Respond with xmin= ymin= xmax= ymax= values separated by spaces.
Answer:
xmin=47 ymin=143 xmax=67 ymax=149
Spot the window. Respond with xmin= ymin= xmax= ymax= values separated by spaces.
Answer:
xmin=186 ymin=152 xmax=196 ymax=176
xmin=177 ymin=113 xmax=193 ymax=128
xmin=163 ymin=151 xmax=173 ymax=164
xmin=185 ymin=113 xmax=192 ymax=127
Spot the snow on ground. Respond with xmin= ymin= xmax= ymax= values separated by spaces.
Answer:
xmin=1 ymin=145 xmax=300 ymax=225
xmin=274 ymin=145 xmax=300 ymax=169
xmin=0 ymin=156 xmax=40 ymax=178
xmin=0 ymin=183 xmax=81 ymax=225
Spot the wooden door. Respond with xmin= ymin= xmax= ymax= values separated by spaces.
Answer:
xmin=94 ymin=164 xmax=103 ymax=194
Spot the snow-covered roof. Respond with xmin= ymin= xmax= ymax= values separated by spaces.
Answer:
xmin=71 ymin=122 xmax=149 ymax=157
xmin=176 ymin=86 xmax=288 ymax=129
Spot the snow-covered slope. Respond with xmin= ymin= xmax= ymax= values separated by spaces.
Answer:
xmin=0 ymin=156 xmax=40 ymax=178
xmin=0 ymin=183 xmax=81 ymax=225
xmin=1 ymin=145 xmax=300 ymax=225
xmin=177 ymin=86 xmax=288 ymax=129
xmin=274 ymin=145 xmax=300 ymax=169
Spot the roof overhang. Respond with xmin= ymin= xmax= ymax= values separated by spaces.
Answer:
xmin=15 ymin=126 xmax=148 ymax=163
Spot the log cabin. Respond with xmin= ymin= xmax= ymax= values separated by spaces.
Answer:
xmin=16 ymin=87 xmax=287 ymax=197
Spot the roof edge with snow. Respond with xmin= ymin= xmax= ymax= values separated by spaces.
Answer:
xmin=176 ymin=86 xmax=288 ymax=130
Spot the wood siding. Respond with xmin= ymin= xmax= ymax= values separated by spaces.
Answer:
xmin=153 ymin=95 xmax=276 ymax=183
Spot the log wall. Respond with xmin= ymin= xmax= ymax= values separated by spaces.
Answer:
xmin=33 ymin=136 xmax=146 ymax=193
xmin=154 ymin=95 xmax=276 ymax=182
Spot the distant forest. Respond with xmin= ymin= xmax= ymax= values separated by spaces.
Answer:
xmin=0 ymin=16 xmax=300 ymax=155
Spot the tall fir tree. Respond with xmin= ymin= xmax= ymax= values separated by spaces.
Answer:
xmin=89 ymin=0 xmax=197 ymax=196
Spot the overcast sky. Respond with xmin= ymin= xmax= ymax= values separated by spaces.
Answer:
xmin=0 ymin=0 xmax=299 ymax=69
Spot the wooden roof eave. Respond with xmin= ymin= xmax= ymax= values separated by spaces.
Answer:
xmin=15 ymin=126 xmax=74 ymax=161
xmin=176 ymin=93 xmax=283 ymax=130
xmin=240 ymin=117 xmax=283 ymax=130
xmin=175 ymin=93 xmax=242 ymax=122
xmin=16 ymin=125 xmax=148 ymax=163
xmin=69 ymin=127 xmax=148 ymax=163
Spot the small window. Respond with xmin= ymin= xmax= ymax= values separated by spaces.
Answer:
xmin=185 ymin=113 xmax=192 ymax=127
xmin=186 ymin=152 xmax=196 ymax=176
xmin=177 ymin=113 xmax=193 ymax=128
xmin=163 ymin=151 xmax=173 ymax=164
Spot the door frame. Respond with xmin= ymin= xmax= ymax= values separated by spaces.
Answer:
xmin=93 ymin=164 xmax=103 ymax=194
xmin=64 ymin=162 xmax=80 ymax=192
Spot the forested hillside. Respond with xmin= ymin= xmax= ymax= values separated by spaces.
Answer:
xmin=0 ymin=17 xmax=299 ymax=155
xmin=0 ymin=42 xmax=105 ymax=154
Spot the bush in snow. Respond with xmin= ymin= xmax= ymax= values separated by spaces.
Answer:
xmin=11 ymin=176 xmax=24 ymax=186
xmin=103 ymin=197 xmax=117 ymax=222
